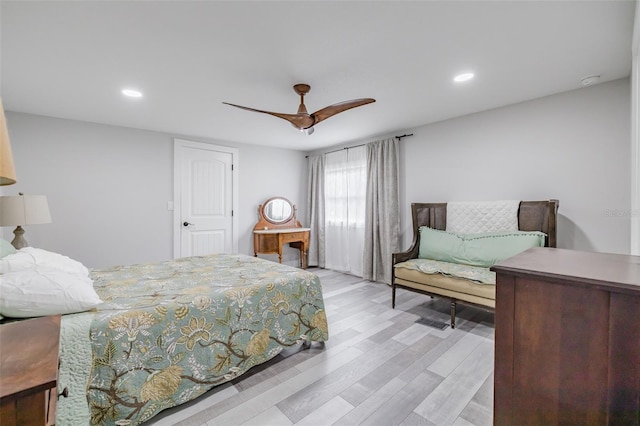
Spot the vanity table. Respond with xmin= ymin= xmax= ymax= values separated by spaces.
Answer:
xmin=253 ymin=197 xmax=310 ymax=269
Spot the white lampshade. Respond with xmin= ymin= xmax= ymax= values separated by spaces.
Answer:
xmin=0 ymin=195 xmax=51 ymax=226
xmin=0 ymin=97 xmax=17 ymax=186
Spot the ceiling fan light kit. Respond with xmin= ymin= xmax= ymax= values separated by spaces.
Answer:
xmin=580 ymin=75 xmax=601 ymax=86
xmin=223 ymin=83 xmax=375 ymax=135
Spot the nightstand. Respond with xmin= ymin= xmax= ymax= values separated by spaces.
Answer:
xmin=0 ymin=315 xmax=61 ymax=426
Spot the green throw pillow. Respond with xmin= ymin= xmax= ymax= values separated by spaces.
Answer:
xmin=418 ymin=227 xmax=546 ymax=267
xmin=0 ymin=238 xmax=16 ymax=258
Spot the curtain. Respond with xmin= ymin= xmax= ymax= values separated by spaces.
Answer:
xmin=363 ymin=138 xmax=400 ymax=284
xmin=306 ymin=154 xmax=325 ymax=267
xmin=324 ymin=146 xmax=367 ymax=275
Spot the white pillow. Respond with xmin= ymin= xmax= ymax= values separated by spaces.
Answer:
xmin=0 ymin=267 xmax=103 ymax=317
xmin=0 ymin=247 xmax=89 ymax=277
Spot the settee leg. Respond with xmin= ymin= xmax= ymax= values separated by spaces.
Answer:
xmin=450 ymin=301 xmax=456 ymax=329
xmin=392 ymin=284 xmax=396 ymax=308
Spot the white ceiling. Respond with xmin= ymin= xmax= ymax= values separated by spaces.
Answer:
xmin=1 ymin=1 xmax=636 ymax=151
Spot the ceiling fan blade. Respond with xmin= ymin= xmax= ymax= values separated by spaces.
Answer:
xmin=311 ymin=98 xmax=376 ymax=125
xmin=222 ymin=102 xmax=313 ymax=129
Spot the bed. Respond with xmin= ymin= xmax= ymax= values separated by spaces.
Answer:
xmin=1 ymin=250 xmax=328 ymax=425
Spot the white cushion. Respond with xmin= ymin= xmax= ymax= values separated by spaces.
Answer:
xmin=0 ymin=247 xmax=89 ymax=276
xmin=0 ymin=267 xmax=102 ymax=317
xmin=446 ymin=200 xmax=519 ymax=233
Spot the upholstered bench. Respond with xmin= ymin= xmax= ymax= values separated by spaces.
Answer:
xmin=392 ymin=200 xmax=558 ymax=328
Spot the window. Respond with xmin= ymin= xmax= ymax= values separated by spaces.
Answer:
xmin=324 ymin=146 xmax=366 ymax=275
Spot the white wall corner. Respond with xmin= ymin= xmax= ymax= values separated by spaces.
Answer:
xmin=631 ymin=0 xmax=640 ymax=255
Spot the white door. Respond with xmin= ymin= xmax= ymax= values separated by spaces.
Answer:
xmin=174 ymin=139 xmax=238 ymax=258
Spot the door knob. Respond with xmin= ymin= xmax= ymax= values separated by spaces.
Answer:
xmin=183 ymin=221 xmax=193 ymax=227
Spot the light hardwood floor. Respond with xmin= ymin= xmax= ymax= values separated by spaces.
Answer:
xmin=148 ymin=268 xmax=495 ymax=426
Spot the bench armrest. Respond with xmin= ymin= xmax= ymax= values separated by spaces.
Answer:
xmin=393 ymin=248 xmax=418 ymax=264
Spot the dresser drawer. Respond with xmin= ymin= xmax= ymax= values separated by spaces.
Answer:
xmin=280 ymin=232 xmax=307 ymax=243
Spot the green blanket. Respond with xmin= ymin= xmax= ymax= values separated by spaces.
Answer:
xmin=58 ymin=254 xmax=328 ymax=425
xmin=394 ymin=258 xmax=496 ymax=284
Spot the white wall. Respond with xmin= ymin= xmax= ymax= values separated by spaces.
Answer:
xmin=4 ymin=78 xmax=630 ymax=268
xmin=399 ymin=78 xmax=631 ymax=255
xmin=631 ymin=0 xmax=639 ymax=255
xmin=3 ymin=112 xmax=308 ymax=268
xmin=235 ymin=142 xmax=308 ymax=265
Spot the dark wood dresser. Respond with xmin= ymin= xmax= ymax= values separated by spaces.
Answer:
xmin=0 ymin=315 xmax=61 ymax=425
xmin=491 ymin=248 xmax=640 ymax=425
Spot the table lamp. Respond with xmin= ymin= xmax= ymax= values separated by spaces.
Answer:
xmin=0 ymin=96 xmax=17 ymax=186
xmin=0 ymin=194 xmax=52 ymax=249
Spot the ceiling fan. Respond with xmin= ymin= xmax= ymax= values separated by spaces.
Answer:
xmin=223 ymin=84 xmax=375 ymax=135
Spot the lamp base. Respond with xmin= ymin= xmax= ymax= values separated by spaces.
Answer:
xmin=10 ymin=226 xmax=28 ymax=249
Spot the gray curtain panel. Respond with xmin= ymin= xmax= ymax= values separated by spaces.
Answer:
xmin=306 ymin=154 xmax=325 ymax=268
xmin=363 ymin=138 xmax=400 ymax=284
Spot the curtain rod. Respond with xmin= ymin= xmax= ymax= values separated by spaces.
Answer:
xmin=305 ymin=133 xmax=414 ymax=158
xmin=321 ymin=143 xmax=366 ymax=156
xmin=395 ymin=133 xmax=414 ymax=140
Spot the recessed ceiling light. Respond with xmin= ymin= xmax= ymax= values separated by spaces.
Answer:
xmin=454 ymin=73 xmax=474 ymax=83
xmin=122 ymin=89 xmax=143 ymax=98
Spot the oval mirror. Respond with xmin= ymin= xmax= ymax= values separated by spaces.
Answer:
xmin=262 ymin=197 xmax=294 ymax=224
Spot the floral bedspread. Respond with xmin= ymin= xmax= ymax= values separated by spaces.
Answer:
xmin=84 ymin=254 xmax=328 ymax=425
xmin=394 ymin=258 xmax=496 ymax=284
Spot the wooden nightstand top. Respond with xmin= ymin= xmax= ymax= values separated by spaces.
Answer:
xmin=0 ymin=315 xmax=61 ymax=402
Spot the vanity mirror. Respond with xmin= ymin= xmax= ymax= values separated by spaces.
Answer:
xmin=253 ymin=197 xmax=310 ymax=268
xmin=262 ymin=197 xmax=294 ymax=225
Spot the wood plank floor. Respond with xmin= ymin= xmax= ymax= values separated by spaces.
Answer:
xmin=148 ymin=268 xmax=495 ymax=426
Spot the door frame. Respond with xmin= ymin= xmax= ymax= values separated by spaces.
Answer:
xmin=173 ymin=138 xmax=239 ymax=258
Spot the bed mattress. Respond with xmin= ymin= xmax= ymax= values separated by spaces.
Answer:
xmin=57 ymin=253 xmax=328 ymax=425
